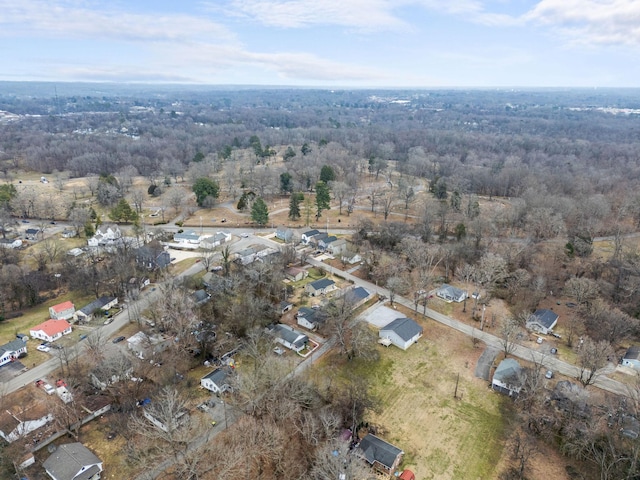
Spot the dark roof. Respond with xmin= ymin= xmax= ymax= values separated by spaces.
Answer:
xmin=303 ymin=229 xmax=320 ymax=237
xmin=309 ymin=278 xmax=335 ymax=290
xmin=321 ymin=235 xmax=338 ymax=244
xmin=202 ymin=367 xmax=230 ymax=386
xmin=624 ymin=345 xmax=640 ymax=361
xmin=357 ymin=434 xmax=403 ymax=469
xmin=43 ymin=442 xmax=101 ymax=480
xmin=493 ymin=358 xmax=522 ymax=383
xmin=437 ymin=284 xmax=466 ymax=298
xmin=136 ymin=245 xmax=171 ymax=268
xmin=530 ymin=309 xmax=559 ymax=329
xmin=78 ymin=296 xmax=116 ymax=316
xmin=381 ymin=317 xmax=423 ymax=342
xmin=345 ymin=286 xmax=370 ymax=303
xmin=273 ymin=324 xmax=308 ymax=346
xmin=193 ymin=289 xmax=210 ymax=303
xmin=25 ymin=228 xmax=39 ymax=235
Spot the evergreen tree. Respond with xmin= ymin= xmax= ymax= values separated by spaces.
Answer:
xmin=251 ymin=197 xmax=269 ymax=226
xmin=289 ymin=193 xmax=303 ymax=220
xmin=192 ymin=177 xmax=220 ymax=206
xmin=280 ymin=172 xmax=293 ymax=194
xmin=283 ymin=146 xmax=296 ymax=161
xmin=109 ymin=198 xmax=139 ymax=223
xmin=315 ymin=181 xmax=331 ymax=218
xmin=320 ymin=165 xmax=336 ymax=183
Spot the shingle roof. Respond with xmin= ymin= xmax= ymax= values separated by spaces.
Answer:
xmin=31 ymin=319 xmax=71 ymax=336
xmin=303 ymin=229 xmax=320 ymax=237
xmin=345 ymin=286 xmax=370 ymax=303
xmin=78 ymin=297 xmax=115 ymax=316
xmin=202 ymin=367 xmax=230 ymax=386
xmin=530 ymin=309 xmax=559 ymax=329
xmin=493 ymin=358 xmax=522 ymax=383
xmin=43 ymin=442 xmax=101 ymax=480
xmin=381 ymin=317 xmax=423 ymax=342
xmin=357 ymin=434 xmax=403 ymax=469
xmin=51 ymin=301 xmax=74 ymax=313
xmin=0 ymin=339 xmax=26 ymax=355
xmin=274 ymin=324 xmax=308 ymax=346
xmin=437 ymin=284 xmax=466 ymax=298
xmin=309 ymin=278 xmax=335 ymax=290
xmin=624 ymin=345 xmax=640 ymax=361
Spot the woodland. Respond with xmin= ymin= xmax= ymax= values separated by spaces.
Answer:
xmin=1 ymin=84 xmax=640 ymax=479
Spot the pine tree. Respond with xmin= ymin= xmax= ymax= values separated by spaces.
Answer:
xmin=315 ymin=181 xmax=331 ymax=218
xmin=251 ymin=197 xmax=269 ymax=226
xmin=289 ymin=193 xmax=303 ymax=220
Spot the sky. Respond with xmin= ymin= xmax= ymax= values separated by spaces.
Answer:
xmin=1 ymin=0 xmax=640 ymax=87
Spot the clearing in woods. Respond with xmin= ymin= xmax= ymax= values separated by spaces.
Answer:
xmin=312 ymin=317 xmax=513 ymax=480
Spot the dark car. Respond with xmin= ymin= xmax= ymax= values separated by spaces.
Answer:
xmin=112 ymin=335 xmax=126 ymax=344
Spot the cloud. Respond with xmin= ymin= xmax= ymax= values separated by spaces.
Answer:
xmin=523 ymin=0 xmax=640 ymax=46
xmin=0 ymin=0 xmax=236 ymax=43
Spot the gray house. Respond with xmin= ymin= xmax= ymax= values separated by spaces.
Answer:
xmin=622 ymin=346 xmax=640 ymax=369
xmin=74 ymin=296 xmax=118 ymax=323
xmin=135 ymin=244 xmax=171 ymax=270
xmin=526 ymin=309 xmax=559 ymax=335
xmin=275 ymin=227 xmax=294 ymax=242
xmin=301 ymin=229 xmax=320 ymax=244
xmin=296 ymin=307 xmax=326 ymax=330
xmin=436 ymin=284 xmax=467 ymax=303
xmin=43 ymin=442 xmax=103 ymax=480
xmin=356 ymin=433 xmax=404 ymax=474
xmin=379 ymin=317 xmax=423 ymax=350
xmin=492 ymin=358 xmax=523 ymax=397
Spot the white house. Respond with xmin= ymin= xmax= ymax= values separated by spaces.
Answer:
xmin=88 ymin=225 xmax=122 ymax=248
xmin=436 ymin=284 xmax=467 ymax=303
xmin=379 ymin=317 xmax=423 ymax=350
xmin=0 ymin=238 xmax=22 ymax=249
xmin=200 ymin=232 xmax=231 ymax=249
xmin=272 ymin=324 xmax=308 ymax=352
xmin=173 ymin=230 xmax=206 ymax=245
xmin=305 ymin=278 xmax=337 ymax=297
xmin=143 ymin=406 xmax=189 ymax=433
xmin=285 ymin=267 xmax=308 ymax=282
xmin=301 ymin=229 xmax=320 ymax=244
xmin=0 ymin=410 xmax=53 ymax=443
xmin=327 ymin=238 xmax=347 ymax=255
xmin=622 ymin=346 xmax=640 ymax=369
xmin=526 ymin=309 xmax=559 ymax=335
xmin=200 ymin=367 xmax=232 ymax=393
xmin=30 ymin=319 xmax=72 ymax=343
xmin=0 ymin=339 xmax=27 ymax=367
xmin=296 ymin=307 xmax=326 ymax=331
xmin=43 ymin=442 xmax=103 ymax=480
xmin=49 ymin=301 xmax=76 ymax=320
xmin=492 ymin=358 xmax=523 ymax=397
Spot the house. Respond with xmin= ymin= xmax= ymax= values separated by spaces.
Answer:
xmin=492 ymin=358 xmax=523 ymax=397
xmin=74 ymin=296 xmax=118 ymax=323
xmin=526 ymin=309 xmax=559 ymax=335
xmin=355 ymin=433 xmax=404 ymax=474
xmin=127 ymin=331 xmax=171 ymax=359
xmin=90 ymin=357 xmax=133 ymax=390
xmin=341 ymin=253 xmax=362 ymax=265
xmin=318 ymin=235 xmax=338 ymax=250
xmin=67 ymin=247 xmax=84 ymax=257
xmin=399 ymin=470 xmax=416 ymax=480
xmin=271 ymin=324 xmax=309 ymax=352
xmin=343 ymin=286 xmax=372 ymax=309
xmin=285 ymin=266 xmax=308 ymax=282
xmin=0 ymin=402 xmax=53 ymax=443
xmin=30 ymin=319 xmax=72 ymax=343
xmin=280 ymin=301 xmax=294 ymax=314
xmin=275 ymin=227 xmax=294 ymax=242
xmin=0 ymin=339 xmax=28 ymax=367
xmin=87 ymin=224 xmax=122 ymax=247
xmin=308 ymin=232 xmax=329 ymax=248
xmin=192 ymin=289 xmax=211 ymax=306
xmin=200 ymin=231 xmax=231 ymax=249
xmin=49 ymin=301 xmax=76 ymax=320
xmin=135 ymin=244 xmax=171 ymax=270
xmin=61 ymin=228 xmax=77 ymax=238
xmin=201 ymin=367 xmax=232 ymax=394
xmin=296 ymin=307 xmax=326 ymax=330
xmin=327 ymin=238 xmax=347 ymax=255
xmin=173 ymin=229 xmax=204 ymax=245
xmin=436 ymin=284 xmax=467 ymax=303
xmin=143 ymin=404 xmax=189 ymax=433
xmin=43 ymin=442 xmax=103 ymax=480
xmin=0 ymin=238 xmax=22 ymax=249
xmin=379 ymin=317 xmax=423 ymax=350
xmin=25 ymin=228 xmax=40 ymax=240
xmin=305 ymin=278 xmax=337 ymax=297
xmin=235 ymin=245 xmax=267 ymax=265
xmin=301 ymin=229 xmax=320 ymax=244
xmin=622 ymin=346 xmax=640 ymax=369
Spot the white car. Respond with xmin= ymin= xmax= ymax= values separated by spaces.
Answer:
xmin=43 ymin=383 xmax=55 ymax=395
xmin=37 ymin=345 xmax=51 ymax=352
xmin=240 ymin=233 xmax=249 ymax=238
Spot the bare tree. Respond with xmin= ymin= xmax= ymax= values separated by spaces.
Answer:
xmin=499 ymin=317 xmax=522 ymax=358
xmin=576 ymin=337 xmax=614 ymax=387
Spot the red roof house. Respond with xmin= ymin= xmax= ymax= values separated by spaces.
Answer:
xmin=30 ymin=319 xmax=72 ymax=343
xmin=399 ymin=470 xmax=415 ymax=480
xmin=49 ymin=301 xmax=76 ymax=320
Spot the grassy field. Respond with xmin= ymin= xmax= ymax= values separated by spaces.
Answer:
xmin=311 ymin=316 xmax=512 ymax=480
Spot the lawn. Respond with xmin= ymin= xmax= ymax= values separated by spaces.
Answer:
xmin=311 ymin=316 xmax=512 ymax=480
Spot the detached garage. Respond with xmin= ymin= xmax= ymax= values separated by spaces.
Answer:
xmin=379 ymin=317 xmax=423 ymax=350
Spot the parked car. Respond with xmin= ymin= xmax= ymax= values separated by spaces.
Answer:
xmin=43 ymin=383 xmax=55 ymax=395
xmin=240 ymin=233 xmax=249 ymax=238
xmin=211 ymin=266 xmax=223 ymax=272
xmin=37 ymin=345 xmax=51 ymax=352
xmin=545 ymin=370 xmax=554 ymax=379
xmin=112 ymin=336 xmax=126 ymax=344
xmin=103 ymin=317 xmax=114 ymax=325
